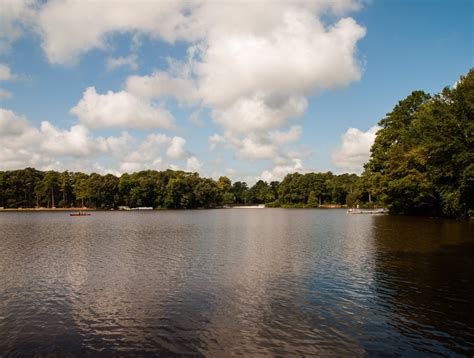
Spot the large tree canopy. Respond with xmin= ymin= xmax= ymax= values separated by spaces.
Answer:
xmin=363 ymin=69 xmax=473 ymax=218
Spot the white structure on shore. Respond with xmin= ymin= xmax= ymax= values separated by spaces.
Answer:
xmin=118 ymin=206 xmax=153 ymax=211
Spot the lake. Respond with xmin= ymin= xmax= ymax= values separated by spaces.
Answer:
xmin=0 ymin=209 xmax=473 ymax=356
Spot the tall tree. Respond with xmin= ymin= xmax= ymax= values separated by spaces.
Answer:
xmin=364 ymin=69 xmax=473 ymax=218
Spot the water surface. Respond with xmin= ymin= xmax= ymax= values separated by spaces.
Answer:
xmin=0 ymin=209 xmax=473 ymax=356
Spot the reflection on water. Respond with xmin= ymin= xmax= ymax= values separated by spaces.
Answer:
xmin=369 ymin=216 xmax=474 ymax=356
xmin=0 ymin=210 xmax=472 ymax=356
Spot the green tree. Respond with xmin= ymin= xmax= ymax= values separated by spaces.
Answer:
xmin=364 ymin=69 xmax=473 ymax=218
xmin=307 ymin=191 xmax=318 ymax=207
xmin=217 ymin=176 xmax=235 ymax=204
xmin=39 ymin=171 xmax=59 ymax=208
xmin=231 ymin=181 xmax=248 ymax=203
xmin=72 ymin=173 xmax=89 ymax=208
xmin=59 ymin=171 xmax=72 ymax=207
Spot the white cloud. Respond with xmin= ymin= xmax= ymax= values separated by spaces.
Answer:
xmin=118 ymin=133 xmax=193 ymax=172
xmin=196 ymin=15 xmax=365 ymax=108
xmin=116 ymin=1 xmax=364 ymax=176
xmin=70 ymin=87 xmax=174 ymax=130
xmin=126 ymin=69 xmax=199 ymax=105
xmin=0 ymin=108 xmax=197 ymax=174
xmin=0 ymin=0 xmax=36 ymax=52
xmin=0 ymin=108 xmax=48 ymax=170
xmin=332 ymin=125 xmax=379 ymax=173
xmin=0 ymin=108 xmax=40 ymax=149
xmin=119 ymin=134 xmax=165 ymax=173
xmin=260 ymin=158 xmax=303 ymax=182
xmin=0 ymin=108 xmax=133 ymax=167
xmin=208 ymin=133 xmax=224 ymax=150
xmin=0 ymin=108 xmax=30 ymax=134
xmin=212 ymin=94 xmax=307 ymax=135
xmin=166 ymin=136 xmax=188 ymax=160
xmin=39 ymin=122 xmax=98 ymax=157
xmin=106 ymin=54 xmax=138 ymax=71
xmin=186 ymin=156 xmax=202 ymax=172
xmin=37 ymin=0 xmax=186 ymax=64
xmin=95 ymin=131 xmax=134 ymax=157
xmin=0 ymin=63 xmax=17 ymax=99
xmin=238 ymin=136 xmax=277 ymax=161
xmin=269 ymin=126 xmax=303 ymax=146
xmin=0 ymin=146 xmax=53 ymax=171
xmin=216 ymin=125 xmax=303 ymax=165
xmin=34 ymin=1 xmax=362 ymax=65
xmin=0 ymin=64 xmax=16 ymax=81
xmin=2 ymin=1 xmax=368 ymax=180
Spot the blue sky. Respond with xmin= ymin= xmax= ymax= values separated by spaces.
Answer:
xmin=0 ymin=0 xmax=472 ymax=182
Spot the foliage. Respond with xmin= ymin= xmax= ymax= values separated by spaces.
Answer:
xmin=0 ymin=168 xmax=364 ymax=210
xmin=363 ymin=69 xmax=473 ymax=218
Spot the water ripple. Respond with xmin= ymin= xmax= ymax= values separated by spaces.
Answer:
xmin=0 ymin=210 xmax=473 ymax=356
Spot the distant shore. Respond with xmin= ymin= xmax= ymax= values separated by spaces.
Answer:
xmin=0 ymin=205 xmax=352 ymax=212
xmin=0 ymin=208 xmax=97 ymax=212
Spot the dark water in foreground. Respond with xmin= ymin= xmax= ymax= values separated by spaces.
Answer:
xmin=0 ymin=209 xmax=473 ymax=356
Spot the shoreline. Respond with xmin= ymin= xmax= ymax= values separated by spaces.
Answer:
xmin=0 ymin=208 xmax=98 ymax=212
xmin=0 ymin=206 xmax=351 ymax=212
xmin=0 ymin=205 xmax=356 ymax=213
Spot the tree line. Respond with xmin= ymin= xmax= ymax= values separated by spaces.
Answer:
xmin=0 ymin=169 xmax=366 ymax=210
xmin=361 ymin=69 xmax=473 ymax=219
xmin=0 ymin=70 xmax=471 ymax=218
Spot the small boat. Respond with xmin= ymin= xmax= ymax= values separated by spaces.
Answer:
xmin=70 ymin=211 xmax=91 ymax=216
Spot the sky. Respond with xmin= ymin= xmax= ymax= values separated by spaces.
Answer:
xmin=0 ymin=0 xmax=472 ymax=183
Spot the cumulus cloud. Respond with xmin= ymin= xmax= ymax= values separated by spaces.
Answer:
xmin=2 ymin=1 xmax=368 ymax=181
xmin=34 ymin=1 xmax=362 ymax=65
xmin=0 ymin=108 xmax=48 ymax=169
xmin=212 ymin=95 xmax=307 ymax=135
xmin=0 ymin=108 xmax=40 ymax=148
xmin=0 ymin=108 xmax=29 ymax=134
xmin=106 ymin=54 xmax=138 ymax=71
xmin=0 ymin=0 xmax=36 ymax=52
xmin=260 ymin=159 xmax=304 ymax=183
xmin=269 ymin=126 xmax=303 ymax=145
xmin=196 ymin=17 xmax=365 ymax=108
xmin=238 ymin=136 xmax=277 ymax=161
xmin=165 ymin=136 xmax=187 ymax=160
xmin=119 ymin=133 xmax=195 ymax=172
xmin=0 ymin=108 xmax=132 ymax=168
xmin=216 ymin=126 xmax=303 ymax=172
xmin=119 ymin=134 xmax=166 ymax=173
xmin=0 ymin=108 xmax=198 ymax=174
xmin=70 ymin=87 xmax=174 ymax=130
xmin=39 ymin=122 xmax=97 ymax=157
xmin=118 ymin=1 xmax=365 ymax=180
xmin=332 ymin=126 xmax=379 ymax=173
xmin=126 ymin=69 xmax=199 ymax=105
xmin=36 ymin=0 xmax=186 ymax=64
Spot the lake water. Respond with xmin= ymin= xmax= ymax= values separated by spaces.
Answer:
xmin=0 ymin=209 xmax=473 ymax=356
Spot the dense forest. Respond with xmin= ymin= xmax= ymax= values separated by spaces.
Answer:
xmin=0 ymin=70 xmax=472 ymax=218
xmin=0 ymin=168 xmax=363 ymax=210
xmin=362 ymin=69 xmax=473 ymax=219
